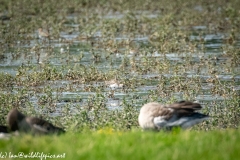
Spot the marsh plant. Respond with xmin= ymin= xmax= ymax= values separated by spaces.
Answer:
xmin=0 ymin=0 xmax=239 ymax=132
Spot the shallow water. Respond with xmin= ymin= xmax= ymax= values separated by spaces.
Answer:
xmin=0 ymin=13 xmax=239 ymax=116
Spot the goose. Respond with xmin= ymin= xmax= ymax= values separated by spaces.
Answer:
xmin=7 ymin=108 xmax=65 ymax=135
xmin=138 ymin=101 xmax=209 ymax=130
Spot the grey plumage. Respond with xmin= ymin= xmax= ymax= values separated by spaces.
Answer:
xmin=138 ymin=101 xmax=209 ymax=130
xmin=7 ymin=108 xmax=65 ymax=135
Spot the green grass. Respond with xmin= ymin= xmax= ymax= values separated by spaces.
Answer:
xmin=1 ymin=128 xmax=240 ymax=160
xmin=0 ymin=0 xmax=239 ymax=159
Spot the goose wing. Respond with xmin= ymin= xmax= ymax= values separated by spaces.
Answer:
xmin=154 ymin=101 xmax=209 ymax=129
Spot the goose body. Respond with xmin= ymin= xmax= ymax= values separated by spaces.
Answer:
xmin=7 ymin=108 xmax=65 ymax=135
xmin=138 ymin=101 xmax=209 ymax=130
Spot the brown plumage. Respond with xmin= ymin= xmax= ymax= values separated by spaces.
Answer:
xmin=138 ymin=101 xmax=209 ymax=130
xmin=7 ymin=108 xmax=65 ymax=135
xmin=38 ymin=28 xmax=49 ymax=39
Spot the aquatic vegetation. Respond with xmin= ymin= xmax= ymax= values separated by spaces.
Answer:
xmin=0 ymin=0 xmax=239 ymax=133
